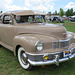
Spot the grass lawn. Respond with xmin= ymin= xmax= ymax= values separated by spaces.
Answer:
xmin=63 ymin=22 xmax=75 ymax=33
xmin=0 ymin=22 xmax=75 ymax=75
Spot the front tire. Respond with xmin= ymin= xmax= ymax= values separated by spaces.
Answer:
xmin=18 ymin=47 xmax=32 ymax=70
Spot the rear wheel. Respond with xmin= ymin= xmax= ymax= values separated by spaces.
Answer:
xmin=18 ymin=47 xmax=32 ymax=70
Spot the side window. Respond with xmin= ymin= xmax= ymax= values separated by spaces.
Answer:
xmin=15 ymin=16 xmax=28 ymax=23
xmin=3 ymin=15 xmax=12 ymax=24
xmin=28 ymin=16 xmax=33 ymax=22
xmin=16 ymin=16 xmax=21 ymax=23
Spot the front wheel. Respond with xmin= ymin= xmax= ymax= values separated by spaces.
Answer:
xmin=18 ymin=47 xmax=32 ymax=70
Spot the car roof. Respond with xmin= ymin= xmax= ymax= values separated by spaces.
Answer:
xmin=4 ymin=10 xmax=45 ymax=16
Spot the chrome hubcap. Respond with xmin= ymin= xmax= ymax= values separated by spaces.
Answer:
xmin=20 ymin=51 xmax=28 ymax=65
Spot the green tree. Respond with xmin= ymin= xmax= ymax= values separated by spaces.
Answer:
xmin=73 ymin=12 xmax=75 ymax=15
xmin=59 ymin=8 xmax=64 ymax=17
xmin=65 ymin=8 xmax=74 ymax=17
xmin=70 ymin=8 xmax=73 ymax=16
xmin=65 ymin=9 xmax=70 ymax=17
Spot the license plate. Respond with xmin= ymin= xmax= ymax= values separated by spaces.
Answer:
xmin=63 ymin=50 xmax=71 ymax=57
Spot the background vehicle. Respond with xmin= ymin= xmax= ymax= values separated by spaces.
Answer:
xmin=49 ymin=16 xmax=65 ymax=23
xmin=70 ymin=17 xmax=75 ymax=22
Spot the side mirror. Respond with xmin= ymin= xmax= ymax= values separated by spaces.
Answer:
xmin=9 ymin=20 xmax=13 ymax=25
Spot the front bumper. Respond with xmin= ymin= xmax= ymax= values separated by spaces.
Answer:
xmin=26 ymin=47 xmax=75 ymax=66
xmin=28 ymin=54 xmax=75 ymax=66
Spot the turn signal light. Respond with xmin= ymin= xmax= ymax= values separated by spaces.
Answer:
xmin=44 ymin=56 xmax=48 ymax=60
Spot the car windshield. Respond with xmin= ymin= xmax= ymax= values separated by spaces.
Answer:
xmin=15 ymin=15 xmax=45 ymax=23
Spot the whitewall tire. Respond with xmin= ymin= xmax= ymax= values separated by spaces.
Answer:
xmin=18 ymin=47 xmax=32 ymax=70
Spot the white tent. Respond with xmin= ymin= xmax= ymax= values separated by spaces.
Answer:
xmin=63 ymin=15 xmax=66 ymax=18
xmin=71 ymin=15 xmax=75 ymax=18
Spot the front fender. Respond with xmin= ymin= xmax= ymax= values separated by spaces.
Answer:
xmin=13 ymin=34 xmax=39 ymax=56
xmin=13 ymin=34 xmax=58 ymax=56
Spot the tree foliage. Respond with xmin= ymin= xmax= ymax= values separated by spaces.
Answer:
xmin=65 ymin=8 xmax=74 ymax=17
xmin=73 ymin=12 xmax=75 ymax=15
xmin=59 ymin=8 xmax=64 ymax=17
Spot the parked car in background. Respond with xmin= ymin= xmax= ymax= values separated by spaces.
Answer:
xmin=49 ymin=16 xmax=65 ymax=23
xmin=0 ymin=10 xmax=75 ymax=71
xmin=70 ymin=17 xmax=75 ymax=22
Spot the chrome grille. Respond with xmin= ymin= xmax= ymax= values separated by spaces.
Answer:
xmin=53 ymin=39 xmax=70 ymax=48
xmin=53 ymin=42 xmax=59 ymax=48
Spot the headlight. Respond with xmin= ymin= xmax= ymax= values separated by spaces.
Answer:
xmin=35 ymin=40 xmax=43 ymax=51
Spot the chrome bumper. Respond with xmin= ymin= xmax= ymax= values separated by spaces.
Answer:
xmin=27 ymin=53 xmax=75 ymax=66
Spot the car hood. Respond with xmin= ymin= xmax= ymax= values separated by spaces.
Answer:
xmin=17 ymin=23 xmax=66 ymax=39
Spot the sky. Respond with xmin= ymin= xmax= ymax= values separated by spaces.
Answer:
xmin=0 ymin=0 xmax=75 ymax=13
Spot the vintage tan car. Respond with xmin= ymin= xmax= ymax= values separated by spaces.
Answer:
xmin=0 ymin=10 xmax=75 ymax=70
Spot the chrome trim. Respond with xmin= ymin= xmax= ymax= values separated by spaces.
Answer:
xmin=54 ymin=55 xmax=59 ymax=66
xmin=52 ymin=41 xmax=58 ymax=49
xmin=52 ymin=42 xmax=59 ymax=49
xmin=26 ymin=50 xmax=63 ymax=56
xmin=53 ymin=39 xmax=70 ymax=49
xmin=59 ymin=38 xmax=70 ymax=42
xmin=25 ymin=47 xmax=75 ymax=56
xmin=22 ymin=53 xmax=28 ymax=62
xmin=28 ymin=53 xmax=75 ymax=66
xmin=59 ymin=39 xmax=70 ymax=48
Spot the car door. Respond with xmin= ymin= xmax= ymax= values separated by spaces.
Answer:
xmin=0 ymin=15 xmax=17 ymax=49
